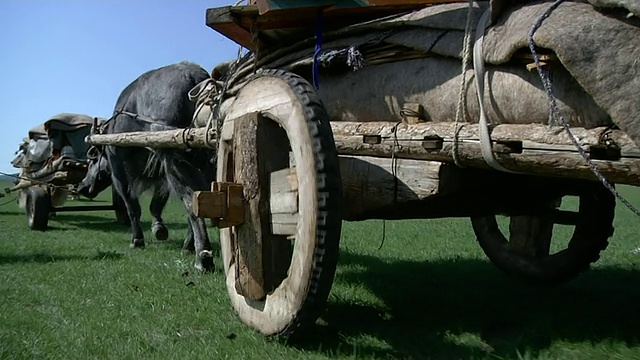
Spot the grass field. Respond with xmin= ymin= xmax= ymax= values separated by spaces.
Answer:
xmin=1 ymin=182 xmax=639 ymax=360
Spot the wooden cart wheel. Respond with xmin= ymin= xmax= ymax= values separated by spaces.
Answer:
xmin=216 ymin=69 xmax=342 ymax=337
xmin=26 ymin=186 xmax=51 ymax=231
xmin=470 ymin=181 xmax=615 ymax=286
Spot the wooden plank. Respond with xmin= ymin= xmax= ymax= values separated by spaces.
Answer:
xmin=269 ymin=167 xmax=298 ymax=193
xmin=255 ymin=0 xmax=466 ymax=13
xmin=232 ymin=113 xmax=265 ymax=300
xmin=206 ymin=1 xmax=466 ymax=51
xmin=271 ymin=213 xmax=298 ymax=235
xmin=192 ymin=191 xmax=227 ymax=219
xmin=205 ymin=5 xmax=262 ymax=50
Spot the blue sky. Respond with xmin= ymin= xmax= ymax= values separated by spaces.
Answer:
xmin=0 ymin=0 xmax=241 ymax=174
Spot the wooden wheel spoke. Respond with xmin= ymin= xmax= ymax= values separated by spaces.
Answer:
xmin=270 ymin=166 xmax=298 ymax=236
xmin=508 ymin=213 xmax=554 ymax=258
xmin=552 ymin=209 xmax=580 ymax=226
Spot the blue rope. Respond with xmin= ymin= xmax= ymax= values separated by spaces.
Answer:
xmin=312 ymin=10 xmax=324 ymax=89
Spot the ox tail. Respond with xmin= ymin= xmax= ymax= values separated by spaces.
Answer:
xmin=142 ymin=148 xmax=215 ymax=203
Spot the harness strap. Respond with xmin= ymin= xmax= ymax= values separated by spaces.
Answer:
xmin=473 ymin=8 xmax=519 ymax=174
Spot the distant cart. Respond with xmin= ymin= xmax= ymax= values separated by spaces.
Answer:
xmin=8 ymin=113 xmax=127 ymax=230
xmin=86 ymin=0 xmax=640 ymax=337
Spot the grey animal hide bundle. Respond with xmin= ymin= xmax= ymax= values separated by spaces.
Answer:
xmin=242 ymin=0 xmax=639 ymax=146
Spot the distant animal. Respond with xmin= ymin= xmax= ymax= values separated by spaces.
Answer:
xmin=77 ymin=61 xmax=215 ymax=272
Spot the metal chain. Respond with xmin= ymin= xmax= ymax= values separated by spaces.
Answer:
xmin=528 ymin=0 xmax=640 ymax=216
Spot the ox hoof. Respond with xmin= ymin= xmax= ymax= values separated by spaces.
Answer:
xmin=152 ymin=223 xmax=169 ymax=241
xmin=195 ymin=250 xmax=215 ymax=273
xmin=130 ymin=238 xmax=145 ymax=249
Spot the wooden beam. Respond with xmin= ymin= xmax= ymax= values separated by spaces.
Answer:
xmin=85 ymin=119 xmax=640 ymax=186
xmin=338 ymin=155 xmax=461 ymax=220
xmin=330 ymin=121 xmax=640 ymax=186
xmin=85 ymin=127 xmax=216 ymax=149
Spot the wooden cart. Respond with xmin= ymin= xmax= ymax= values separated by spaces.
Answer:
xmin=7 ymin=113 xmax=128 ymax=230
xmin=86 ymin=0 xmax=640 ymax=338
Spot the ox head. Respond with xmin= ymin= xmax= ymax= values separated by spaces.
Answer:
xmin=77 ymin=146 xmax=112 ymax=199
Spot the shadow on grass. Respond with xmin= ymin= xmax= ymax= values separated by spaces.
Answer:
xmin=0 ymin=250 xmax=125 ymax=265
xmin=288 ymin=250 xmax=640 ymax=359
xmin=51 ymin=213 xmax=190 ymax=234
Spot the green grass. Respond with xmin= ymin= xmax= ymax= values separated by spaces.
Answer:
xmin=1 ymin=182 xmax=639 ymax=360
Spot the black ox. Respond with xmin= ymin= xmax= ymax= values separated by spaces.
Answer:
xmin=78 ymin=61 xmax=216 ymax=272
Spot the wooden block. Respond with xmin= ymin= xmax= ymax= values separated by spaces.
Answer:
xmin=401 ymin=103 xmax=425 ymax=124
xmin=271 ymin=212 xmax=299 ymax=235
xmin=219 ymin=184 xmax=245 ymax=228
xmin=526 ymin=61 xmax=548 ymax=71
xmin=363 ymin=135 xmax=382 ymax=144
xmin=270 ymin=168 xmax=298 ymax=193
xmin=206 ymin=182 xmax=245 ymax=228
xmin=193 ymin=191 xmax=227 ymax=219
xmin=270 ymin=191 xmax=298 ymax=214
xmin=422 ymin=136 xmax=443 ymax=150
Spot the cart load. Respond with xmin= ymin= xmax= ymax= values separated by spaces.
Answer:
xmin=86 ymin=0 xmax=640 ymax=337
xmin=11 ymin=113 xmax=97 ymax=186
xmin=7 ymin=113 xmax=124 ymax=230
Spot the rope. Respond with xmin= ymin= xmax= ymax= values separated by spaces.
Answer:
xmin=399 ymin=107 xmax=423 ymax=121
xmin=452 ymin=0 xmax=475 ymax=168
xmin=207 ymin=47 xmax=253 ymax=156
xmin=313 ymin=10 xmax=325 ymax=89
xmin=0 ymin=196 xmax=17 ymax=207
xmin=378 ymin=122 xmax=402 ymax=251
xmin=0 ymin=170 xmax=65 ymax=190
xmin=528 ymin=0 xmax=640 ymax=217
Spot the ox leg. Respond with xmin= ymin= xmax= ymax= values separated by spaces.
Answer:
xmin=186 ymin=215 xmax=213 ymax=272
xmin=150 ymin=186 xmax=169 ymax=241
xmin=165 ymin=164 xmax=214 ymax=273
xmin=182 ymin=225 xmax=195 ymax=253
xmin=110 ymin=166 xmax=145 ymax=249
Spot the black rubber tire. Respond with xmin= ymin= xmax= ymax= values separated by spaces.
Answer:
xmin=26 ymin=187 xmax=51 ymax=231
xmin=112 ymin=187 xmax=130 ymax=225
xmin=217 ymin=69 xmax=342 ymax=338
xmin=471 ymin=181 xmax=615 ymax=286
